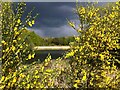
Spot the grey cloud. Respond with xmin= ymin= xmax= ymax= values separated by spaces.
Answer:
xmin=24 ymin=2 xmax=78 ymax=28
xmin=13 ymin=2 xmax=107 ymax=37
xmin=30 ymin=24 xmax=78 ymax=37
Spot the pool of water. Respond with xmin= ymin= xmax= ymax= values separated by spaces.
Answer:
xmin=26 ymin=50 xmax=68 ymax=64
xmin=0 ymin=50 xmax=68 ymax=66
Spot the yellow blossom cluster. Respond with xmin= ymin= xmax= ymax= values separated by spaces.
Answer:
xmin=67 ymin=1 xmax=120 ymax=88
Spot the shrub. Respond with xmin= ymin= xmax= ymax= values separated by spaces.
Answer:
xmin=1 ymin=2 xmax=38 ymax=76
xmin=0 ymin=1 xmax=39 ymax=89
xmin=66 ymin=1 xmax=120 ymax=88
xmin=0 ymin=54 xmax=53 ymax=89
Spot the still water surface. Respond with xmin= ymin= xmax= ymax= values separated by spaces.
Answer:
xmin=28 ymin=50 xmax=67 ymax=63
xmin=0 ymin=50 xmax=67 ymax=68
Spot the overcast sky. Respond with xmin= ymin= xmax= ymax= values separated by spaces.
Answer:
xmin=16 ymin=2 xmax=107 ymax=37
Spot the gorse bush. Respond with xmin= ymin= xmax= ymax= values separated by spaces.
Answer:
xmin=0 ymin=55 xmax=53 ymax=89
xmin=0 ymin=2 xmax=39 ymax=89
xmin=1 ymin=2 xmax=38 ymax=76
xmin=66 ymin=1 xmax=120 ymax=88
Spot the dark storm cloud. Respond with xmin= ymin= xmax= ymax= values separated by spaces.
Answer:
xmin=16 ymin=2 xmax=106 ymax=37
xmin=25 ymin=2 xmax=78 ymax=28
xmin=21 ymin=2 xmax=80 ymax=37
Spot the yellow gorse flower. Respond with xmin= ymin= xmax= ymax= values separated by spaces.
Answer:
xmin=14 ymin=27 xmax=17 ymax=31
xmin=11 ymin=45 xmax=16 ymax=51
xmin=74 ymin=79 xmax=80 ymax=83
xmin=26 ymin=84 xmax=30 ymax=89
xmin=12 ymin=77 xmax=17 ymax=83
xmin=28 ymin=54 xmax=31 ymax=59
xmin=20 ymin=73 xmax=25 ymax=78
xmin=32 ymin=20 xmax=35 ymax=24
xmin=73 ymin=83 xmax=79 ymax=88
xmin=82 ymin=70 xmax=87 ymax=81
xmin=99 ymin=54 xmax=104 ymax=61
xmin=28 ymin=20 xmax=35 ymax=27
xmin=13 ymin=40 xmax=17 ymax=43
xmin=35 ymin=70 xmax=38 ymax=74
xmin=79 ymin=7 xmax=85 ymax=14
xmin=20 ymin=45 xmax=23 ymax=49
xmin=1 ymin=40 xmax=6 ymax=45
xmin=46 ymin=69 xmax=53 ymax=73
xmin=1 ymin=76 xmax=5 ymax=82
xmin=31 ymin=53 xmax=35 ymax=58
xmin=28 ymin=53 xmax=35 ymax=59
xmin=41 ymin=66 xmax=44 ymax=72
xmin=8 ymin=82 xmax=11 ymax=87
xmin=28 ymin=21 xmax=32 ymax=27
xmin=5 ymin=47 xmax=9 ymax=52
xmin=82 ymin=74 xmax=87 ymax=81
xmin=17 ymin=19 xmax=21 ymax=23
xmin=15 ymin=31 xmax=19 ymax=35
